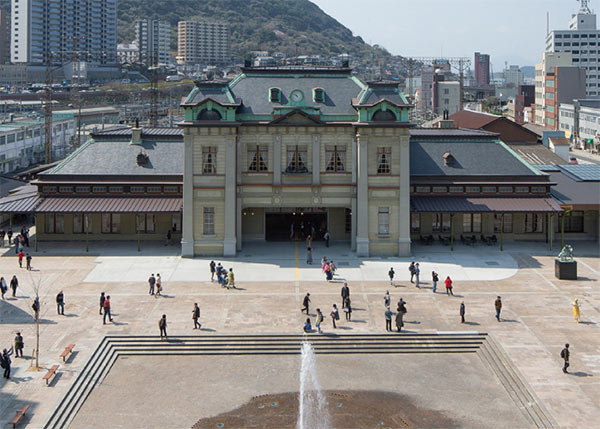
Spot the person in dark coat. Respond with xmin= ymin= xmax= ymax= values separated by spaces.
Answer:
xmin=10 ymin=275 xmax=18 ymax=297
xmin=32 ymin=296 xmax=40 ymax=320
xmin=301 ymin=293 xmax=311 ymax=314
xmin=341 ymin=283 xmax=350 ymax=308
xmin=344 ymin=297 xmax=352 ymax=320
xmin=561 ymin=344 xmax=570 ymax=373
xmin=460 ymin=302 xmax=466 ymax=323
xmin=99 ymin=292 xmax=105 ymax=315
xmin=192 ymin=303 xmax=201 ymax=329
xmin=1 ymin=347 xmax=14 ymax=379
xmin=396 ymin=301 xmax=407 ymax=332
xmin=56 ymin=291 xmax=65 ymax=315
xmin=159 ymin=314 xmax=167 ymax=338
xmin=14 ymin=333 xmax=24 ymax=358
xmin=209 ymin=261 xmax=216 ymax=281
xmin=495 ymin=296 xmax=502 ymax=322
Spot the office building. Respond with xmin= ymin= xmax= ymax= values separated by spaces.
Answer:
xmin=432 ymin=79 xmax=460 ymax=117
xmin=135 ymin=19 xmax=171 ymax=65
xmin=10 ymin=0 xmax=117 ymax=65
xmin=474 ymin=52 xmax=490 ymax=86
xmin=0 ymin=10 xmax=9 ymax=64
xmin=546 ymin=1 xmax=600 ymax=96
xmin=543 ymin=66 xmax=587 ymax=130
xmin=534 ymin=52 xmax=575 ymax=126
xmin=176 ymin=21 xmax=230 ymax=65
xmin=419 ymin=60 xmax=451 ymax=112
xmin=503 ymin=65 xmax=524 ymax=87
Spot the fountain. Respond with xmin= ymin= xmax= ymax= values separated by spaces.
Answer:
xmin=297 ymin=342 xmax=331 ymax=429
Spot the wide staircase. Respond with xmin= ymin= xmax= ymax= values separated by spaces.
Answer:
xmin=43 ymin=333 xmax=555 ymax=428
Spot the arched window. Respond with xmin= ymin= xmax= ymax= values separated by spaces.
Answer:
xmin=197 ymin=109 xmax=222 ymax=121
xmin=372 ymin=109 xmax=396 ymax=121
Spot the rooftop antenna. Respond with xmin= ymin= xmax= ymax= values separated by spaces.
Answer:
xmin=578 ymin=0 xmax=592 ymax=14
xmin=547 ymin=11 xmax=550 ymax=36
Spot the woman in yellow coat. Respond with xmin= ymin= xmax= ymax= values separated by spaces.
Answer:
xmin=572 ymin=298 xmax=581 ymax=323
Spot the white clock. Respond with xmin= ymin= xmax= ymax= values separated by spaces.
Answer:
xmin=290 ymin=90 xmax=304 ymax=103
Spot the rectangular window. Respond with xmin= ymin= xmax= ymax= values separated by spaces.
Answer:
xmin=442 ymin=214 xmax=451 ymax=233
xmin=345 ymin=208 xmax=352 ymax=233
xmin=17 ymin=132 xmax=24 ymax=141
xmin=531 ymin=186 xmax=546 ymax=193
xmin=494 ymin=214 xmax=513 ymax=233
xmin=411 ymin=213 xmax=420 ymax=233
xmin=42 ymin=185 xmax=57 ymax=193
xmin=93 ymin=186 xmax=107 ymax=193
xmin=378 ymin=207 xmax=390 ymax=235
xmin=416 ymin=186 xmax=430 ymax=193
xmin=377 ymin=147 xmax=391 ymax=174
xmin=203 ymin=207 xmax=215 ymax=235
xmin=147 ymin=186 xmax=161 ymax=193
xmin=73 ymin=214 xmax=92 ymax=233
xmin=449 ymin=186 xmax=463 ymax=193
xmin=109 ymin=186 xmax=123 ymax=193
xmin=248 ymin=145 xmax=268 ymax=172
xmin=432 ymin=186 xmax=447 ymax=193
xmin=0 ymin=136 xmax=5 ymax=145
xmin=561 ymin=211 xmax=584 ymax=233
xmin=286 ymin=145 xmax=308 ymax=173
xmin=325 ymin=145 xmax=346 ymax=172
xmin=136 ymin=214 xmax=155 ymax=233
xmin=130 ymin=186 xmax=145 ymax=193
xmin=45 ymin=214 xmax=55 ymax=234
xmin=202 ymin=146 xmax=217 ymax=174
xmin=463 ymin=213 xmax=482 ymax=233
xmin=59 ymin=186 xmax=73 ymax=193
xmin=75 ymin=186 xmax=90 ymax=193
xmin=7 ymin=134 xmax=15 ymax=143
xmin=34 ymin=128 xmax=41 ymax=137
xmin=498 ymin=186 xmax=513 ymax=193
xmin=466 ymin=186 xmax=480 ymax=193
xmin=432 ymin=213 xmax=441 ymax=232
xmin=515 ymin=186 xmax=529 ymax=193
xmin=164 ymin=186 xmax=178 ymax=193
xmin=525 ymin=213 xmax=543 ymax=233
xmin=101 ymin=214 xmax=120 ymax=233
xmin=482 ymin=186 xmax=496 ymax=193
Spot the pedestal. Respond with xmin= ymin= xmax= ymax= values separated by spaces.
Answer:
xmin=555 ymin=259 xmax=577 ymax=280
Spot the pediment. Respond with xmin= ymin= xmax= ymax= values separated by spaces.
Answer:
xmin=270 ymin=110 xmax=323 ymax=125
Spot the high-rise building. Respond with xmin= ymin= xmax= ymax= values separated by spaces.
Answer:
xmin=10 ymin=0 xmax=117 ymax=65
xmin=135 ymin=19 xmax=171 ymax=65
xmin=0 ymin=10 xmax=10 ymax=64
xmin=474 ymin=52 xmax=490 ymax=86
xmin=503 ymin=65 xmax=524 ymax=87
xmin=534 ymin=52 xmax=577 ymax=127
xmin=546 ymin=1 xmax=600 ymax=96
xmin=176 ymin=21 xmax=230 ymax=65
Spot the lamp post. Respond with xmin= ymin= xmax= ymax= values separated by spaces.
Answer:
xmin=85 ymin=214 xmax=89 ymax=252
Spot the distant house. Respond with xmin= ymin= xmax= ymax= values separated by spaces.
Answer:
xmin=448 ymin=110 xmax=539 ymax=143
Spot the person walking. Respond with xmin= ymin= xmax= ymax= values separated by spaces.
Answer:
xmin=561 ymin=344 xmax=570 ymax=373
xmin=396 ymin=300 xmax=407 ymax=332
xmin=1 ymin=347 xmax=14 ymax=379
xmin=301 ymin=293 xmax=311 ymax=314
xmin=155 ymin=273 xmax=162 ymax=297
xmin=26 ymin=253 xmax=32 ymax=270
xmin=165 ymin=229 xmax=172 ymax=246
xmin=315 ymin=308 xmax=324 ymax=334
xmin=17 ymin=250 xmax=24 ymax=268
xmin=0 ymin=277 xmax=6 ymax=300
xmin=572 ymin=298 xmax=581 ymax=323
xmin=209 ymin=261 xmax=216 ymax=281
xmin=445 ymin=276 xmax=453 ymax=295
xmin=99 ymin=292 xmax=105 ymax=315
xmin=341 ymin=283 xmax=350 ymax=308
xmin=460 ymin=302 xmax=466 ymax=323
xmin=388 ymin=267 xmax=395 ymax=286
xmin=148 ymin=274 xmax=156 ymax=295
xmin=414 ymin=263 xmax=421 ymax=288
xmin=323 ymin=231 xmax=330 ymax=248
xmin=14 ymin=333 xmax=24 ymax=358
xmin=495 ymin=296 xmax=502 ymax=322
xmin=432 ymin=271 xmax=439 ymax=293
xmin=384 ymin=291 xmax=391 ymax=309
xmin=0 ymin=229 xmax=4 ymax=247
xmin=7 ymin=229 xmax=13 ymax=247
xmin=344 ymin=297 xmax=352 ymax=320
xmin=306 ymin=247 xmax=313 ymax=265
xmin=330 ymin=304 xmax=339 ymax=329
xmin=227 ymin=268 xmax=235 ymax=289
xmin=32 ymin=297 xmax=40 ymax=320
xmin=103 ymin=296 xmax=113 ymax=324
xmin=159 ymin=314 xmax=167 ymax=338
xmin=192 ymin=303 xmax=201 ymax=329
xmin=408 ymin=262 xmax=416 ymax=283
xmin=56 ymin=290 xmax=65 ymax=315
xmin=10 ymin=275 xmax=18 ymax=297
xmin=385 ymin=308 xmax=394 ymax=332
xmin=306 ymin=234 xmax=312 ymax=250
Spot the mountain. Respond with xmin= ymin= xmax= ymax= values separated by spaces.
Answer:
xmin=0 ymin=0 xmax=389 ymax=61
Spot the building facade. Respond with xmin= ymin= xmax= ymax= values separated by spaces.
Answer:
xmin=543 ymin=66 xmax=587 ymax=130
xmin=433 ymin=81 xmax=460 ymax=117
xmin=0 ymin=113 xmax=75 ymax=174
xmin=10 ymin=0 xmax=117 ymax=65
xmin=0 ymin=9 xmax=10 ymax=64
xmin=474 ymin=52 xmax=490 ymax=86
xmin=559 ymin=99 xmax=600 ymax=152
xmin=117 ymin=42 xmax=140 ymax=65
xmin=546 ymin=3 xmax=600 ymax=97
xmin=176 ymin=21 xmax=230 ymax=66
xmin=135 ymin=19 xmax=171 ymax=65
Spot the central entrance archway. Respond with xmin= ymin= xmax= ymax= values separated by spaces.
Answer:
xmin=265 ymin=208 xmax=328 ymax=241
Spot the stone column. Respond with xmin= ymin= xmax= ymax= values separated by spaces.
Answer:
xmin=223 ymin=133 xmax=237 ymax=256
xmin=312 ymin=134 xmax=320 ymax=185
xmin=356 ymin=130 xmax=369 ymax=256
xmin=398 ymin=133 xmax=411 ymax=256
xmin=236 ymin=133 xmax=243 ymax=251
xmin=351 ymin=197 xmax=357 ymax=251
xmin=181 ymin=130 xmax=195 ymax=257
xmin=273 ymin=134 xmax=281 ymax=185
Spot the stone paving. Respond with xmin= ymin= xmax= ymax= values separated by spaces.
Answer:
xmin=0 ymin=239 xmax=598 ymax=428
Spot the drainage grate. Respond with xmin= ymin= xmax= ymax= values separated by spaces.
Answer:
xmin=485 ymin=261 xmax=499 ymax=266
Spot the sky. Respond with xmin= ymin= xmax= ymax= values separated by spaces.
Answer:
xmin=311 ymin=0 xmax=593 ymax=70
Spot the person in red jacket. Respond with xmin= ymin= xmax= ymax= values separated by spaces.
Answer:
xmin=17 ymin=250 xmax=24 ymax=268
xmin=445 ymin=276 xmax=454 ymax=295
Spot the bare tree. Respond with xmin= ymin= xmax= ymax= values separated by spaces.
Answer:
xmin=29 ymin=272 xmax=43 ymax=370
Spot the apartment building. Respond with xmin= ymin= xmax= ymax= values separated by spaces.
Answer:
xmin=135 ymin=19 xmax=171 ymax=65
xmin=534 ymin=52 xmax=574 ymax=126
xmin=176 ymin=21 xmax=230 ymax=65
xmin=474 ymin=52 xmax=490 ymax=86
xmin=0 ymin=10 xmax=9 ymax=64
xmin=543 ymin=67 xmax=587 ymax=130
xmin=546 ymin=3 xmax=600 ymax=96
xmin=10 ymin=0 xmax=117 ymax=65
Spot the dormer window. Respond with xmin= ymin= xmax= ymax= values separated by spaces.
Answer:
xmin=313 ymin=87 xmax=325 ymax=103
xmin=443 ymin=152 xmax=455 ymax=167
xmin=269 ymin=87 xmax=281 ymax=103
xmin=372 ymin=109 xmax=396 ymax=121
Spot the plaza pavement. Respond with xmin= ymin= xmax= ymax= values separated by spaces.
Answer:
xmin=0 ymin=237 xmax=598 ymax=428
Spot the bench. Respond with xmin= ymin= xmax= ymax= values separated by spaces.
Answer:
xmin=10 ymin=404 xmax=30 ymax=428
xmin=42 ymin=365 xmax=59 ymax=386
xmin=59 ymin=344 xmax=75 ymax=362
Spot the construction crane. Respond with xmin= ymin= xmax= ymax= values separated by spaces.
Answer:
xmin=406 ymin=56 xmax=471 ymax=112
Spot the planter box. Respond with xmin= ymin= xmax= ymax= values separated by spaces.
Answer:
xmin=555 ymin=259 xmax=577 ymax=280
